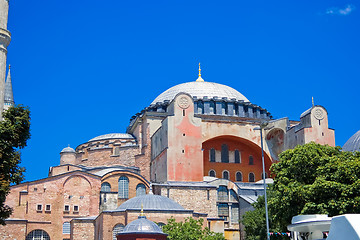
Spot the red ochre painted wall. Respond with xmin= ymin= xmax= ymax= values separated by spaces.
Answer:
xmin=203 ymin=136 xmax=271 ymax=182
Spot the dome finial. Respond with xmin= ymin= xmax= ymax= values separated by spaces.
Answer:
xmin=196 ymin=63 xmax=204 ymax=82
xmin=140 ymin=203 xmax=145 ymax=216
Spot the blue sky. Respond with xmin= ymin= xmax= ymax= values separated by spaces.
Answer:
xmin=7 ymin=0 xmax=359 ymax=182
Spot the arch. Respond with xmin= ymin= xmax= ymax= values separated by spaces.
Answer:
xmin=63 ymin=174 xmax=92 ymax=188
xmin=217 ymin=185 xmax=228 ymax=201
xmin=63 ymin=222 xmax=70 ymax=234
xmin=209 ymin=148 xmax=216 ymax=162
xmin=221 ymin=144 xmax=229 ymax=163
xmin=101 ymin=182 xmax=111 ymax=192
xmin=222 ymin=170 xmax=229 ymax=180
xmin=26 ymin=230 xmax=50 ymax=240
xmin=249 ymin=172 xmax=255 ymax=182
xmin=136 ymin=183 xmax=146 ymax=196
xmin=118 ymin=176 xmax=129 ymax=199
xmin=235 ymin=171 xmax=242 ymax=182
xmin=112 ymin=224 xmax=125 ymax=240
xmin=209 ymin=169 xmax=216 ymax=177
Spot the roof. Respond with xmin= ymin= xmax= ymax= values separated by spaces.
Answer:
xmin=119 ymin=215 xmax=166 ymax=235
xmin=60 ymin=146 xmax=75 ymax=153
xmin=343 ymin=130 xmax=360 ymax=152
xmin=4 ymin=66 xmax=14 ymax=105
xmin=116 ymin=194 xmax=185 ymax=211
xmin=151 ymin=81 xmax=249 ymax=104
xmin=88 ymin=133 xmax=134 ymax=142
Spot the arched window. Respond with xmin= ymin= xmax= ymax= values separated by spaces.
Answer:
xmin=217 ymin=186 xmax=228 ymax=201
xmin=249 ymin=172 xmax=255 ymax=182
xmin=210 ymin=148 xmax=216 ymax=162
xmin=235 ymin=150 xmax=241 ymax=163
xmin=236 ymin=172 xmax=242 ymax=182
xmin=261 ymin=172 xmax=268 ymax=179
xmin=101 ymin=182 xmax=111 ymax=192
xmin=113 ymin=224 xmax=125 ymax=240
xmin=222 ymin=170 xmax=229 ymax=180
xmin=118 ymin=176 xmax=129 ymax=199
xmin=221 ymin=144 xmax=229 ymax=163
xmin=26 ymin=230 xmax=50 ymax=240
xmin=136 ymin=183 xmax=146 ymax=196
xmin=230 ymin=189 xmax=238 ymax=202
xmin=63 ymin=221 xmax=70 ymax=234
xmin=209 ymin=170 xmax=216 ymax=177
xmin=249 ymin=155 xmax=254 ymax=165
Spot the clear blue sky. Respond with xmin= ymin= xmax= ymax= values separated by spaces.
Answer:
xmin=7 ymin=0 xmax=359 ymax=182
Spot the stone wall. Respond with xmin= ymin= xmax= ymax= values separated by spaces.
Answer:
xmin=71 ymin=219 xmax=95 ymax=240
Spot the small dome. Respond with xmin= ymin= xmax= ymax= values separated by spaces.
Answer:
xmin=119 ymin=215 xmax=165 ymax=235
xmin=151 ymin=81 xmax=249 ymax=104
xmin=117 ymin=194 xmax=185 ymax=211
xmin=343 ymin=130 xmax=360 ymax=152
xmin=89 ymin=133 xmax=134 ymax=142
xmin=60 ymin=146 xmax=75 ymax=153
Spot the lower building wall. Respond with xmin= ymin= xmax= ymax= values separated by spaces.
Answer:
xmin=0 ymin=220 xmax=27 ymax=239
xmin=71 ymin=220 xmax=95 ymax=240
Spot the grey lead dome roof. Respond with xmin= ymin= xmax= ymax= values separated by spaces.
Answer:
xmin=343 ymin=130 xmax=360 ymax=152
xmin=151 ymin=81 xmax=250 ymax=104
xmin=117 ymin=194 xmax=185 ymax=211
xmin=60 ymin=146 xmax=75 ymax=153
xmin=89 ymin=133 xmax=134 ymax=142
xmin=119 ymin=216 xmax=165 ymax=235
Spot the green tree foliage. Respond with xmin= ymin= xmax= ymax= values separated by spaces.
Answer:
xmin=269 ymin=142 xmax=360 ymax=228
xmin=162 ymin=217 xmax=225 ymax=240
xmin=242 ymin=195 xmax=289 ymax=240
xmin=0 ymin=105 xmax=30 ymax=224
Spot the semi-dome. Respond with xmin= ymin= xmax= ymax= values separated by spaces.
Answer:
xmin=89 ymin=133 xmax=134 ymax=142
xmin=119 ymin=215 xmax=165 ymax=235
xmin=343 ymin=130 xmax=360 ymax=152
xmin=117 ymin=194 xmax=185 ymax=211
xmin=151 ymin=81 xmax=250 ymax=104
xmin=60 ymin=146 xmax=75 ymax=153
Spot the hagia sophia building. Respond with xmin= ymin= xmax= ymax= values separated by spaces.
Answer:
xmin=0 ymin=1 xmax=360 ymax=240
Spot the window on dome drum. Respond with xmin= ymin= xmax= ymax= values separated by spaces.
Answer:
xmin=217 ymin=186 xmax=228 ymax=201
xmin=101 ymin=182 xmax=111 ymax=192
xmin=221 ymin=144 xmax=229 ymax=163
xmin=249 ymin=172 xmax=255 ymax=182
xmin=249 ymin=155 xmax=254 ymax=165
xmin=63 ymin=222 xmax=70 ymax=234
xmin=222 ymin=170 xmax=229 ymax=180
xmin=209 ymin=148 xmax=216 ymax=162
xmin=113 ymin=147 xmax=120 ymax=156
xmin=197 ymin=101 xmax=204 ymax=114
xmin=236 ymin=172 xmax=242 ymax=182
xmin=209 ymin=170 xmax=216 ymax=177
xmin=235 ymin=150 xmax=241 ymax=163
xmin=210 ymin=101 xmax=215 ymax=114
xmin=118 ymin=176 xmax=129 ymax=199
xmin=261 ymin=172 xmax=268 ymax=179
xmin=136 ymin=183 xmax=146 ymax=196
xmin=218 ymin=203 xmax=229 ymax=217
xmin=26 ymin=230 xmax=50 ymax=240
xmin=113 ymin=224 xmax=125 ymax=240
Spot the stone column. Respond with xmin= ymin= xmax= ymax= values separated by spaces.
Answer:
xmin=0 ymin=0 xmax=10 ymax=119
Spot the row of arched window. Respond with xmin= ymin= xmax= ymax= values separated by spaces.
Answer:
xmin=100 ymin=176 xmax=146 ymax=199
xmin=209 ymin=170 xmax=267 ymax=182
xmin=209 ymin=146 xmax=254 ymax=165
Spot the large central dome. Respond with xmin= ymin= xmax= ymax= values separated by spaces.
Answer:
xmin=151 ymin=81 xmax=249 ymax=104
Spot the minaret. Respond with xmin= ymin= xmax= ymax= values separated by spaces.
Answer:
xmin=0 ymin=0 xmax=11 ymax=119
xmin=4 ymin=64 xmax=13 ymax=111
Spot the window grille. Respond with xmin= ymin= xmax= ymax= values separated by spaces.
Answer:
xmin=101 ymin=182 xmax=111 ymax=192
xmin=230 ymin=189 xmax=238 ymax=202
xmin=26 ymin=230 xmax=50 ymax=240
xmin=118 ymin=176 xmax=129 ymax=199
xmin=231 ymin=203 xmax=239 ymax=223
xmin=136 ymin=183 xmax=146 ymax=196
xmin=218 ymin=203 xmax=229 ymax=216
xmin=217 ymin=186 xmax=228 ymax=201
xmin=249 ymin=172 xmax=255 ymax=182
xmin=63 ymin=222 xmax=70 ymax=234
xmin=210 ymin=148 xmax=216 ymax=162
xmin=221 ymin=144 xmax=229 ymax=163
xmin=113 ymin=224 xmax=125 ymax=240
